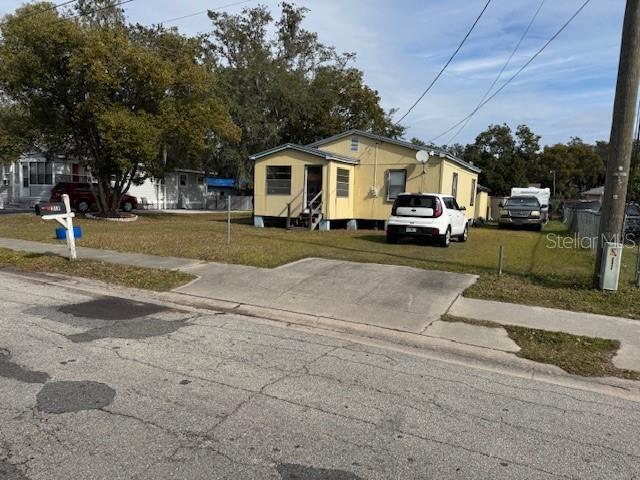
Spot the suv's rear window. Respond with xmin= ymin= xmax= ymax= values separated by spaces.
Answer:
xmin=394 ymin=195 xmax=437 ymax=208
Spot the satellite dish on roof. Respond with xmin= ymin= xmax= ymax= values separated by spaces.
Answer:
xmin=416 ymin=150 xmax=430 ymax=164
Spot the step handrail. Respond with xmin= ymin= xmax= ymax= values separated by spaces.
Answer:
xmin=307 ymin=190 xmax=322 ymax=210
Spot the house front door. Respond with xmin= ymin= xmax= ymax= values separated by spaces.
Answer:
xmin=305 ymin=165 xmax=323 ymax=209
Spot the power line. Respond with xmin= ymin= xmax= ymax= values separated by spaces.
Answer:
xmin=156 ymin=0 xmax=253 ymax=25
xmin=429 ymin=0 xmax=591 ymax=144
xmin=444 ymin=0 xmax=545 ymax=145
xmin=0 ymin=0 xmax=77 ymax=27
xmin=65 ymin=0 xmax=135 ymax=20
xmin=394 ymin=0 xmax=492 ymax=125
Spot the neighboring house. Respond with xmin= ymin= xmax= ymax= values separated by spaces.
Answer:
xmin=581 ymin=186 xmax=604 ymax=203
xmin=1 ymin=153 xmax=89 ymax=208
xmin=0 ymin=153 xmax=211 ymax=211
xmin=250 ymin=129 xmax=483 ymax=230
xmin=127 ymin=170 xmax=208 ymax=210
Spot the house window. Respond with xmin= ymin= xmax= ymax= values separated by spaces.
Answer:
xmin=29 ymin=162 xmax=53 ymax=185
xmin=336 ymin=168 xmax=349 ymax=197
xmin=350 ymin=137 xmax=359 ymax=152
xmin=470 ymin=178 xmax=476 ymax=206
xmin=179 ymin=174 xmax=187 ymax=186
xmin=197 ymin=175 xmax=204 ymax=184
xmin=387 ymin=169 xmax=406 ymax=201
xmin=22 ymin=165 xmax=28 ymax=187
xmin=266 ymin=166 xmax=291 ymax=195
xmin=451 ymin=172 xmax=458 ymax=200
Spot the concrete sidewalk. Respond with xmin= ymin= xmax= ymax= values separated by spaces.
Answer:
xmin=0 ymin=237 xmax=203 ymax=270
xmin=447 ymin=297 xmax=640 ymax=370
xmin=179 ymin=258 xmax=477 ymax=333
xmin=2 ymin=236 xmax=640 ymax=371
xmin=0 ymin=237 xmax=477 ymax=334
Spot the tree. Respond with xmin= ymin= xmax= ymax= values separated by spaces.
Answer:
xmin=537 ymin=139 xmax=604 ymax=198
xmin=463 ymin=124 xmax=529 ymax=196
xmin=0 ymin=3 xmax=238 ymax=216
xmin=206 ymin=3 xmax=403 ymax=182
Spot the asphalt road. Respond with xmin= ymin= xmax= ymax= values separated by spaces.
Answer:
xmin=1 ymin=274 xmax=639 ymax=479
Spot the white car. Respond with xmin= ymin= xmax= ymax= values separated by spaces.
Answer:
xmin=386 ymin=193 xmax=469 ymax=247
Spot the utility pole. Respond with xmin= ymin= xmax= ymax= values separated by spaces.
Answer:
xmin=594 ymin=0 xmax=640 ymax=289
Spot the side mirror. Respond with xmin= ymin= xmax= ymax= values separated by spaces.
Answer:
xmin=499 ymin=202 xmax=504 ymax=208
xmin=459 ymin=206 xmax=466 ymax=211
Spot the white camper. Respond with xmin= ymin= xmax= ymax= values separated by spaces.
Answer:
xmin=511 ymin=187 xmax=550 ymax=210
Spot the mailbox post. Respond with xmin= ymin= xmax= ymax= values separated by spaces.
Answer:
xmin=37 ymin=194 xmax=77 ymax=260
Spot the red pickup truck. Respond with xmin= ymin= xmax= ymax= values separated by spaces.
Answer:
xmin=48 ymin=182 xmax=138 ymax=213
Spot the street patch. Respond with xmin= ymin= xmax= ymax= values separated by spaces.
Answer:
xmin=0 ymin=348 xmax=49 ymax=384
xmin=58 ymin=297 xmax=169 ymax=321
xmin=277 ymin=463 xmax=362 ymax=480
xmin=36 ymin=381 xmax=115 ymax=414
xmin=66 ymin=319 xmax=189 ymax=343
xmin=0 ymin=459 xmax=29 ymax=480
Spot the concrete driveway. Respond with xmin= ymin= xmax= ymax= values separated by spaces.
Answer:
xmin=178 ymin=258 xmax=477 ymax=333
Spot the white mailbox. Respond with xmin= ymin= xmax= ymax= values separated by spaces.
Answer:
xmin=39 ymin=194 xmax=77 ymax=260
xmin=599 ymin=242 xmax=623 ymax=291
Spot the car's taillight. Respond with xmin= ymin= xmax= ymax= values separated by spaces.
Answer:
xmin=433 ymin=198 xmax=443 ymax=217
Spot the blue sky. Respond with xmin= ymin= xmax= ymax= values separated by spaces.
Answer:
xmin=0 ymin=0 xmax=627 ymax=146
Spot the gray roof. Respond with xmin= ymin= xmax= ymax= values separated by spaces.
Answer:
xmin=249 ymin=143 xmax=360 ymax=165
xmin=309 ymin=129 xmax=481 ymax=174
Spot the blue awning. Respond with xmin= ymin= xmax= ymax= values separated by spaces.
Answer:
xmin=207 ymin=178 xmax=235 ymax=188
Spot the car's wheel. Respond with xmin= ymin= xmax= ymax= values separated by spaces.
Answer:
xmin=122 ymin=201 xmax=134 ymax=212
xmin=535 ymin=223 xmax=543 ymax=232
xmin=77 ymin=199 xmax=89 ymax=213
xmin=459 ymin=223 xmax=469 ymax=242
xmin=386 ymin=231 xmax=398 ymax=244
xmin=438 ymin=227 xmax=451 ymax=248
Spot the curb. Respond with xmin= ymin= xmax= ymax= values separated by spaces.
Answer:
xmin=3 ymin=269 xmax=640 ymax=401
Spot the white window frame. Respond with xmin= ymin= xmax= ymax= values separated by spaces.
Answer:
xmin=28 ymin=161 xmax=53 ymax=185
xmin=179 ymin=174 xmax=188 ymax=186
xmin=470 ymin=178 xmax=476 ymax=206
xmin=451 ymin=172 xmax=458 ymax=200
xmin=387 ymin=169 xmax=407 ymax=201
xmin=336 ymin=168 xmax=349 ymax=197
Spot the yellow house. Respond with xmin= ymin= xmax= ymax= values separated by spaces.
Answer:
xmin=251 ymin=129 xmax=482 ymax=230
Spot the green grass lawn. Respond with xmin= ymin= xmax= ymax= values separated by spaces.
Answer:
xmin=0 ymin=212 xmax=638 ymax=318
xmin=0 ymin=248 xmax=194 ymax=291
xmin=442 ymin=315 xmax=639 ymax=379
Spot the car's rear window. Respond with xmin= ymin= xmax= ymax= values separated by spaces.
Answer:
xmin=394 ymin=195 xmax=437 ymax=208
xmin=505 ymin=197 xmax=540 ymax=208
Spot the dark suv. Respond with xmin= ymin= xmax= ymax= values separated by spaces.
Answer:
xmin=626 ymin=203 xmax=640 ymax=237
xmin=498 ymin=196 xmax=545 ymax=231
xmin=48 ymin=183 xmax=138 ymax=213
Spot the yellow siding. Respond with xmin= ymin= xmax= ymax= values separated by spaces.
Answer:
xmin=475 ymin=191 xmax=490 ymax=220
xmin=318 ymin=136 xmax=442 ymax=220
xmin=253 ymin=133 xmax=481 ymax=222
xmin=253 ymin=150 xmax=356 ymax=220
xmin=439 ymin=161 xmax=479 ymax=220
xmin=325 ymin=162 xmax=356 ymax=220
